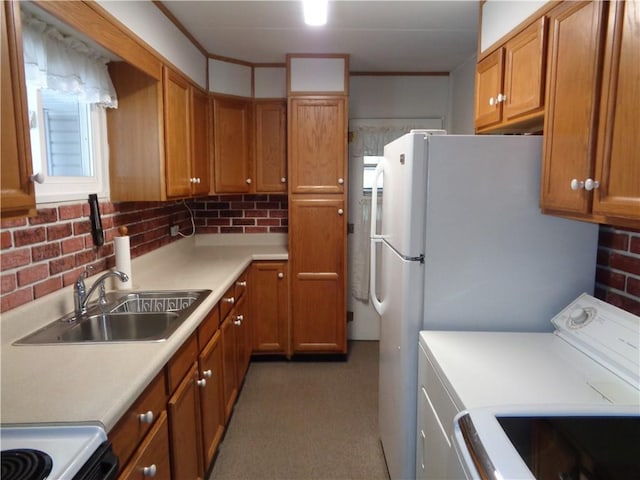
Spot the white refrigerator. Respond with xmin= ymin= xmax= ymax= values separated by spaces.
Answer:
xmin=369 ymin=132 xmax=598 ymax=480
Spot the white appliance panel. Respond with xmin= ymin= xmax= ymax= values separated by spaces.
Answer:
xmin=377 ymin=241 xmax=424 ymax=480
xmin=422 ymin=135 xmax=597 ymax=332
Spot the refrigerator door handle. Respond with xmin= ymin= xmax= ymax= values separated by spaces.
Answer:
xmin=370 ymin=237 xmax=385 ymax=315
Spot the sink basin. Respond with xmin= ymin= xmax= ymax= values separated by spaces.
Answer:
xmin=14 ymin=289 xmax=211 ymax=345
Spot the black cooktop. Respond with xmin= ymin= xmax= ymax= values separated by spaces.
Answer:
xmin=1 ymin=449 xmax=53 ymax=480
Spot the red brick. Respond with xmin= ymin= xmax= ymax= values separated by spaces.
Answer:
xmin=47 ymin=223 xmax=73 ymax=241
xmin=50 ymin=255 xmax=76 ymax=275
xmin=73 ymin=219 xmax=92 ymax=235
xmin=595 ymin=267 xmax=626 ymax=290
xmin=1 ymin=288 xmax=33 ymax=312
xmin=631 ymin=236 xmax=640 ymax=255
xmin=609 ymin=252 xmax=640 ymax=276
xmin=1 ymin=273 xmax=17 ymax=293
xmin=75 ymin=250 xmax=96 ymax=266
xmin=198 ymin=227 xmax=219 ymax=234
xmin=1 ymin=231 xmax=12 ymax=249
xmin=245 ymin=227 xmax=269 ymax=233
xmin=596 ymin=248 xmax=610 ymax=266
xmin=232 ymin=219 xmax=255 ymax=226
xmin=269 ymin=210 xmax=288 ymax=218
xmin=256 ymin=202 xmax=281 ymax=209
xmin=257 ymin=219 xmax=280 ymax=227
xmin=1 ymin=248 xmax=31 ymax=271
xmin=14 ymin=227 xmax=46 ymax=246
xmin=604 ymin=291 xmax=640 ymax=317
xmin=230 ymin=201 xmax=255 ymax=209
xmin=221 ymin=227 xmax=243 ymax=234
xmin=29 ymin=208 xmax=58 ymax=225
xmin=17 ymin=264 xmax=49 ymax=286
xmin=61 ymin=236 xmax=85 ymax=254
xmin=99 ymin=202 xmax=115 ymax=214
xmin=63 ymin=267 xmax=86 ymax=287
xmin=34 ymin=277 xmax=62 ymax=298
xmin=58 ymin=204 xmax=84 ymax=220
xmin=32 ymin=243 xmax=60 ymax=262
xmin=245 ymin=210 xmax=268 ymax=218
xmin=598 ymin=230 xmax=629 ymax=251
xmin=270 ymin=226 xmax=288 ymax=233
xmin=0 ymin=217 xmax=27 ymax=229
xmin=628 ymin=277 xmax=640 ymax=298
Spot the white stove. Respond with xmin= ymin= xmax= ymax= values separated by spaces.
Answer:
xmin=417 ymin=293 xmax=640 ymax=480
xmin=0 ymin=424 xmax=117 ymax=480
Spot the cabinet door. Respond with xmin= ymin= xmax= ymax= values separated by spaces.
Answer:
xmin=220 ymin=313 xmax=238 ymax=422
xmin=503 ymin=17 xmax=547 ymax=122
xmin=251 ymin=261 xmax=289 ymax=354
xmin=255 ymin=101 xmax=287 ymax=193
xmin=118 ymin=411 xmax=172 ymax=480
xmin=213 ymin=96 xmax=252 ymax=193
xmin=164 ymin=68 xmax=192 ymax=198
xmin=233 ymin=293 xmax=251 ymax=385
xmin=474 ymin=48 xmax=504 ymax=130
xmin=1 ymin=2 xmax=35 ymax=218
xmin=288 ymin=97 xmax=347 ymax=194
xmin=541 ymin=1 xmax=605 ymax=215
xmin=191 ymin=87 xmax=211 ymax=196
xmin=592 ymin=0 xmax=640 ymax=219
xmin=198 ymin=330 xmax=224 ymax=469
xmin=290 ymin=197 xmax=346 ymax=353
xmin=167 ymin=363 xmax=203 ymax=480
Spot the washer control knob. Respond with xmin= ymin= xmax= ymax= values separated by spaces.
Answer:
xmin=569 ymin=308 xmax=589 ymax=325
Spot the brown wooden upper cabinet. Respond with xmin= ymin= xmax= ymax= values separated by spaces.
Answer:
xmin=475 ymin=17 xmax=547 ymax=133
xmin=108 ymin=64 xmax=209 ymax=201
xmin=541 ymin=0 xmax=639 ymax=225
xmin=212 ymin=95 xmax=253 ymax=193
xmin=288 ymin=96 xmax=347 ymax=194
xmin=254 ymin=100 xmax=287 ymax=193
xmin=1 ymin=1 xmax=35 ymax=218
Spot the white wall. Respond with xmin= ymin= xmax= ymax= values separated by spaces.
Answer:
xmin=449 ymin=54 xmax=477 ymax=134
xmin=208 ymin=59 xmax=253 ymax=97
xmin=98 ymin=0 xmax=207 ymax=88
xmin=481 ymin=0 xmax=549 ymax=52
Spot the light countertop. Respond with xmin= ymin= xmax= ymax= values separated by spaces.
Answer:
xmin=0 ymin=234 xmax=287 ymax=431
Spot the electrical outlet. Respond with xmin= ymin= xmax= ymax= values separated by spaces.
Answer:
xmin=170 ymin=225 xmax=180 ymax=237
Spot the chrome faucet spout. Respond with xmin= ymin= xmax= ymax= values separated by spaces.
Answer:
xmin=74 ymin=270 xmax=129 ymax=317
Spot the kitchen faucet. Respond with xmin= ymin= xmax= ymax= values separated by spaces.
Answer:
xmin=74 ymin=269 xmax=129 ymax=318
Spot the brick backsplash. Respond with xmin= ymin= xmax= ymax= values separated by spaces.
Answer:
xmin=595 ymin=225 xmax=640 ymax=316
xmin=0 ymin=194 xmax=288 ymax=312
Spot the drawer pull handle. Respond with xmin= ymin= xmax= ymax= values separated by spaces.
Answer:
xmin=196 ymin=378 xmax=207 ymax=387
xmin=203 ymin=369 xmax=212 ymax=379
xmin=138 ymin=411 xmax=154 ymax=424
xmin=236 ymin=281 xmax=247 ymax=287
xmin=222 ymin=296 xmax=235 ymax=304
xmin=143 ymin=464 xmax=157 ymax=477
xmin=278 ymin=272 xmax=284 ymax=279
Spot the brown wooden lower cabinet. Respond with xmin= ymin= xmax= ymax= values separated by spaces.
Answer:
xmin=198 ymin=329 xmax=225 ymax=468
xmin=117 ymin=410 xmax=171 ymax=480
xmin=220 ymin=311 xmax=238 ymax=422
xmin=233 ymin=293 xmax=251 ymax=384
xmin=251 ymin=261 xmax=289 ymax=355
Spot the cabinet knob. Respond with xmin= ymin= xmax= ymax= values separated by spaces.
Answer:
xmin=338 ymin=178 xmax=344 ymax=185
xmin=246 ymin=178 xmax=252 ymax=184
xmin=196 ymin=378 xmax=207 ymax=387
xmin=570 ymin=179 xmax=585 ymax=191
xmin=203 ymin=369 xmax=212 ymax=378
xmin=280 ymin=177 xmax=286 ymax=183
xmin=338 ymin=208 xmax=344 ymax=215
xmin=30 ymin=172 xmax=44 ymax=184
xmin=278 ymin=272 xmax=284 ymax=279
xmin=584 ymin=178 xmax=600 ymax=191
xmin=233 ymin=314 xmax=244 ymax=326
xmin=222 ymin=296 xmax=235 ymax=304
xmin=236 ymin=280 xmax=247 ymax=287
xmin=138 ymin=411 xmax=154 ymax=424
xmin=497 ymin=93 xmax=507 ymax=103
xmin=489 ymin=96 xmax=496 ymax=106
xmin=143 ymin=464 xmax=157 ymax=477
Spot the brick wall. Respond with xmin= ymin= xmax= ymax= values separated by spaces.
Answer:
xmin=0 ymin=194 xmax=287 ymax=312
xmin=595 ymin=225 xmax=640 ymax=316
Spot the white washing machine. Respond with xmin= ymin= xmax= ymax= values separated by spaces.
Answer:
xmin=417 ymin=293 xmax=640 ymax=480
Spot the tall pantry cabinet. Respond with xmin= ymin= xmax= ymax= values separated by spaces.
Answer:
xmin=287 ymin=55 xmax=349 ymax=354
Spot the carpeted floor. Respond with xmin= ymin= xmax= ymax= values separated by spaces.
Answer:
xmin=208 ymin=341 xmax=390 ymax=480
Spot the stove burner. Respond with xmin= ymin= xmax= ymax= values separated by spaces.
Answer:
xmin=1 ymin=449 xmax=53 ymax=480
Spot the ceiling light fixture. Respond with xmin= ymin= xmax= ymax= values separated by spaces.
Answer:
xmin=303 ymin=0 xmax=328 ymax=26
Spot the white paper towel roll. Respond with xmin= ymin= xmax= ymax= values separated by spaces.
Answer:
xmin=114 ymin=227 xmax=132 ymax=290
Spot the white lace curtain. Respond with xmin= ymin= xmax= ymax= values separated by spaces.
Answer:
xmin=21 ymin=10 xmax=118 ymax=107
xmin=350 ymin=125 xmax=423 ymax=302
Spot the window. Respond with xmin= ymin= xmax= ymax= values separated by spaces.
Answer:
xmin=363 ymin=156 xmax=384 ymax=193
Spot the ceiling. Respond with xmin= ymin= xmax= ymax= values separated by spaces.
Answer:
xmin=160 ymin=1 xmax=480 ymax=73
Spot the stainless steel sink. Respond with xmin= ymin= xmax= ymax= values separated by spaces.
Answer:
xmin=14 ymin=290 xmax=211 ymax=345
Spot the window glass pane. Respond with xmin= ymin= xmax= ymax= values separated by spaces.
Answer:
xmin=363 ymin=156 xmax=384 ymax=192
xmin=41 ymin=90 xmax=93 ymax=177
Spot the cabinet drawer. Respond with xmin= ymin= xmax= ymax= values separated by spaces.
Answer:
xmin=109 ymin=372 xmax=167 ymax=468
xmin=234 ymin=270 xmax=248 ymax=300
xmin=219 ymin=285 xmax=236 ymax=321
xmin=197 ymin=304 xmax=220 ymax=352
xmin=117 ymin=410 xmax=171 ymax=480
xmin=166 ymin=334 xmax=198 ymax=393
